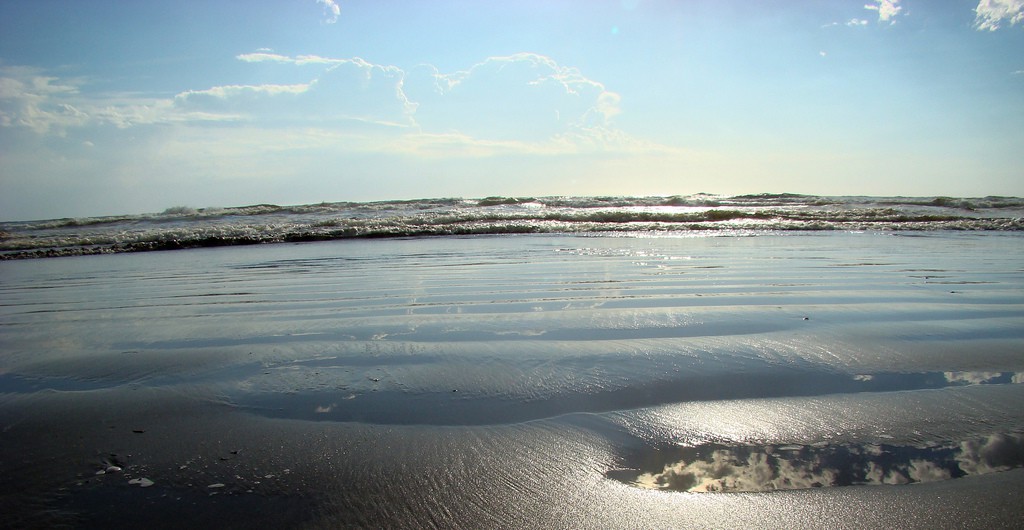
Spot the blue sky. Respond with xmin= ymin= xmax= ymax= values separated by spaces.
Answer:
xmin=1 ymin=0 xmax=1022 ymax=220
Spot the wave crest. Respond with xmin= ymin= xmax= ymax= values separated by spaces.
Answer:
xmin=3 ymin=193 xmax=1022 ymax=259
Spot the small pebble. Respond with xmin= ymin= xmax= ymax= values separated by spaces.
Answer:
xmin=105 ymin=465 xmax=122 ymax=473
xmin=208 ymin=483 xmax=226 ymax=489
xmin=128 ymin=478 xmax=155 ymax=488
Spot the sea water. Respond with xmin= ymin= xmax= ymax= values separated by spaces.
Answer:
xmin=3 ymin=193 xmax=1022 ymax=259
xmin=1 ymin=203 xmax=1024 ymax=527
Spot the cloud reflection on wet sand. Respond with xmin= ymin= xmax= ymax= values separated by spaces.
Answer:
xmin=610 ymin=433 xmax=1024 ymax=493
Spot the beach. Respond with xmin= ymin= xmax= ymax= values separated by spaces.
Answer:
xmin=5 ymin=0 xmax=1024 ymax=523
xmin=2 ymin=231 xmax=1023 ymax=528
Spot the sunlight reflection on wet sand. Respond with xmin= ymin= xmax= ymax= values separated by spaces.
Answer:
xmin=1 ymin=233 xmax=1023 ymax=527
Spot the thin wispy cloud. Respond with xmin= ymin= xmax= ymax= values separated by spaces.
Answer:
xmin=0 ymin=66 xmax=98 ymax=133
xmin=3 ymin=51 xmax=653 ymax=160
xmin=177 ymin=57 xmax=412 ymax=127
xmin=236 ymin=52 xmax=349 ymax=66
xmin=820 ymin=17 xmax=879 ymax=29
xmin=225 ymin=51 xmax=629 ymax=149
xmin=974 ymin=0 xmax=1024 ymax=30
xmin=405 ymin=53 xmax=622 ymax=141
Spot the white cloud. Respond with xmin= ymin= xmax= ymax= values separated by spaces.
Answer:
xmin=193 ymin=52 xmax=644 ymax=157
xmin=317 ymin=0 xmax=340 ymax=24
xmin=0 ymin=67 xmax=85 ymax=133
xmin=2 ymin=52 xmax=668 ymax=162
xmin=236 ymin=52 xmax=296 ymax=64
xmin=174 ymin=57 xmax=414 ymax=127
xmin=847 ymin=18 xmax=870 ymax=27
xmin=974 ymin=0 xmax=1024 ymax=30
xmin=864 ymin=0 xmax=902 ymax=24
xmin=178 ymin=83 xmax=310 ymax=100
xmin=0 ymin=66 xmax=183 ymax=134
xmin=236 ymin=52 xmax=344 ymax=66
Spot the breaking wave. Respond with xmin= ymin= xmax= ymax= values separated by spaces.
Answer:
xmin=2 ymin=193 xmax=1022 ymax=259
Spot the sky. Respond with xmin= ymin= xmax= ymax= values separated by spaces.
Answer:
xmin=1 ymin=0 xmax=1022 ymax=220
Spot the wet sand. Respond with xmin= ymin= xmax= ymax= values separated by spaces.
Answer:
xmin=2 ymin=232 xmax=1023 ymax=527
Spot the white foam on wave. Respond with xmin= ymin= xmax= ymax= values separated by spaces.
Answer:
xmin=2 ymin=194 xmax=1022 ymax=259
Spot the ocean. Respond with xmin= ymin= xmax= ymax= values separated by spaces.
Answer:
xmin=2 ymin=193 xmax=1023 ymax=259
xmin=1 ymin=194 xmax=1023 ymax=527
